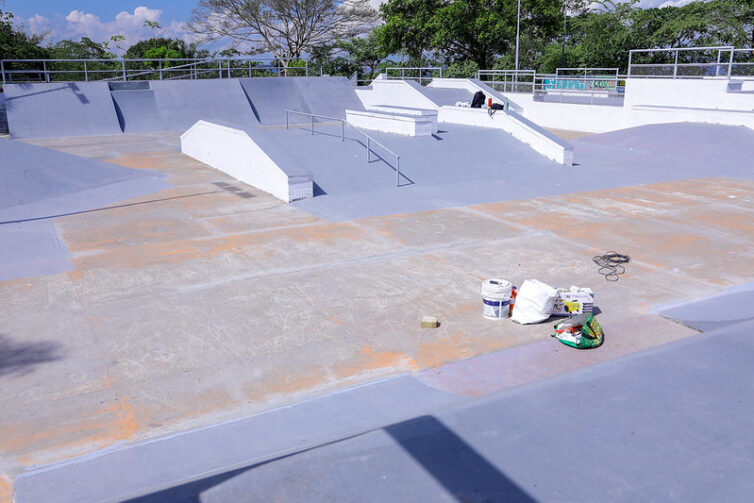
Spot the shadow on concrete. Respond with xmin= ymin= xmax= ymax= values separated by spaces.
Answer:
xmin=211 ymin=181 xmax=255 ymax=199
xmin=385 ymin=416 xmax=536 ymax=502
xmin=124 ymin=415 xmax=533 ymax=502
xmin=5 ymin=83 xmax=90 ymax=106
xmin=0 ymin=190 xmax=222 ymax=226
xmin=0 ymin=334 xmax=62 ymax=378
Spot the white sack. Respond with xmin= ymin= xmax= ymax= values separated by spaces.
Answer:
xmin=511 ymin=279 xmax=558 ymax=324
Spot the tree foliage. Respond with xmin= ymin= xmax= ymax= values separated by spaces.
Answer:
xmin=0 ymin=6 xmax=49 ymax=60
xmin=379 ymin=0 xmax=562 ymax=68
xmin=190 ymin=0 xmax=379 ymax=61
xmin=125 ymin=38 xmax=203 ymax=59
xmin=337 ymin=30 xmax=387 ymax=80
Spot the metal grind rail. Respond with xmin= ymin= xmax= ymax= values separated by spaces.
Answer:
xmin=284 ymin=110 xmax=402 ymax=187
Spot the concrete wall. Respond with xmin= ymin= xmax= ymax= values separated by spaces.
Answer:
xmin=622 ymin=78 xmax=754 ymax=130
xmin=505 ymin=78 xmax=754 ymax=133
xmin=438 ymin=106 xmax=573 ymax=166
xmin=4 ymin=82 xmax=123 ymax=138
xmin=181 ymin=120 xmax=313 ymax=202
xmin=508 ymin=93 xmax=625 ymax=133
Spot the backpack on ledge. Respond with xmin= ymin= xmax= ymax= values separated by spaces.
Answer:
xmin=470 ymin=91 xmax=486 ymax=108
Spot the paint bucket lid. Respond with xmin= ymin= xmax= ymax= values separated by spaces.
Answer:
xmin=482 ymin=279 xmax=512 ymax=299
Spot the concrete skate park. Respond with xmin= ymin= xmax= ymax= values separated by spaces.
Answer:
xmin=1 ymin=50 xmax=753 ymax=502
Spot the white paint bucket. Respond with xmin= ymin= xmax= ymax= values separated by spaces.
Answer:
xmin=481 ymin=279 xmax=513 ymax=319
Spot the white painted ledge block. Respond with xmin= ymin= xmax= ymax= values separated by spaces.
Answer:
xmin=346 ymin=109 xmax=434 ymax=136
xmin=181 ymin=120 xmax=313 ymax=202
xmin=364 ymin=105 xmax=439 ymax=132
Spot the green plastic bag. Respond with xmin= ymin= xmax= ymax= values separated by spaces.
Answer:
xmin=552 ymin=313 xmax=604 ymax=349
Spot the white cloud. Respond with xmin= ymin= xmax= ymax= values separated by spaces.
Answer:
xmin=26 ymin=14 xmax=52 ymax=36
xmin=636 ymin=0 xmax=701 ymax=7
xmin=25 ymin=6 xmax=198 ymax=52
xmin=655 ymin=0 xmax=696 ymax=7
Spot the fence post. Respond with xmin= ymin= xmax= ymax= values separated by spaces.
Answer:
xmin=121 ymin=60 xmax=127 ymax=81
xmin=306 ymin=61 xmax=309 ymax=77
xmin=84 ymin=60 xmax=88 ymax=81
xmin=1 ymin=60 xmax=5 ymax=86
xmin=248 ymin=61 xmax=252 ymax=78
xmin=728 ymin=49 xmax=734 ymax=78
xmin=285 ymin=111 xmax=288 ymax=129
xmin=159 ymin=60 xmax=164 ymax=80
xmin=673 ymin=50 xmax=678 ymax=78
xmin=227 ymin=59 xmax=231 ymax=78
xmin=627 ymin=51 xmax=633 ymax=79
xmin=218 ymin=60 xmax=222 ymax=78
xmin=43 ymin=61 xmax=49 ymax=83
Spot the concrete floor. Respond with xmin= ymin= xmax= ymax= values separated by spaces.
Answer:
xmin=1 ymin=132 xmax=753 ymax=501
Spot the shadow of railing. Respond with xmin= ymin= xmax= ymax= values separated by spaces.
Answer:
xmin=0 ymin=334 xmax=62 ymax=378
xmin=124 ymin=414 xmax=534 ymax=502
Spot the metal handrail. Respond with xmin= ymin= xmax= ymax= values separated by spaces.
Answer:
xmin=284 ymin=109 xmax=402 ymax=187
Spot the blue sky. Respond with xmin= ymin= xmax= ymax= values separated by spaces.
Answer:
xmin=7 ymin=1 xmax=190 ymax=22
xmin=7 ymin=0 xmax=698 ymax=52
xmin=6 ymin=1 xmax=198 ymax=51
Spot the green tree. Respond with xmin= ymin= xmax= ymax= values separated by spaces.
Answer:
xmin=124 ymin=38 xmax=199 ymax=59
xmin=49 ymin=37 xmax=115 ymax=59
xmin=0 ymin=4 xmax=49 ymax=60
xmin=337 ymin=31 xmax=388 ymax=80
xmin=309 ymin=44 xmax=360 ymax=77
xmin=379 ymin=0 xmax=562 ymax=68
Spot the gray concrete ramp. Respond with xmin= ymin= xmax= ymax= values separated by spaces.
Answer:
xmin=239 ymin=78 xmax=310 ymax=125
xmin=4 ymin=82 xmax=123 ymax=138
xmin=295 ymin=76 xmax=365 ymax=118
xmin=0 ymin=139 xmax=168 ymax=280
xmin=111 ymin=89 xmax=167 ymax=133
xmin=417 ymin=85 xmax=475 ymax=106
xmin=151 ymin=80 xmax=258 ymax=131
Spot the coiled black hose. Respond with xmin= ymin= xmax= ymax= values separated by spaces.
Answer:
xmin=593 ymin=251 xmax=630 ymax=281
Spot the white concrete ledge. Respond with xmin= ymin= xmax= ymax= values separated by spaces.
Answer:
xmin=364 ymin=105 xmax=439 ymax=132
xmin=181 ymin=120 xmax=313 ymax=202
xmin=438 ymin=106 xmax=574 ymax=166
xmin=346 ymin=109 xmax=434 ymax=136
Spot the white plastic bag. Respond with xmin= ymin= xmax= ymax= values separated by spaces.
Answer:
xmin=511 ymin=279 xmax=558 ymax=324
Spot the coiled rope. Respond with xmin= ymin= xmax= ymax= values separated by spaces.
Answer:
xmin=593 ymin=251 xmax=630 ymax=281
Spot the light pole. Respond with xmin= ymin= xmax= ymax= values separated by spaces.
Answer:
xmin=515 ymin=0 xmax=521 ymax=73
xmin=561 ymin=5 xmax=567 ymax=68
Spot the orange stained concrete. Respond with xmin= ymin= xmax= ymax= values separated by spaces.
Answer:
xmin=0 ymin=475 xmax=11 ymax=503
xmin=2 ymin=140 xmax=753 ymax=497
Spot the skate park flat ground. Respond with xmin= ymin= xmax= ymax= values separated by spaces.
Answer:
xmin=1 ymin=128 xmax=753 ymax=501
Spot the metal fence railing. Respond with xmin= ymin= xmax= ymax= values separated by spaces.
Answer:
xmin=476 ymin=68 xmax=626 ymax=105
xmin=476 ymin=70 xmax=537 ymax=93
xmin=0 ymin=57 xmax=323 ymax=85
xmin=284 ymin=110 xmax=402 ymax=187
xmin=384 ymin=67 xmax=442 ymax=86
xmin=627 ymin=46 xmax=754 ymax=79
